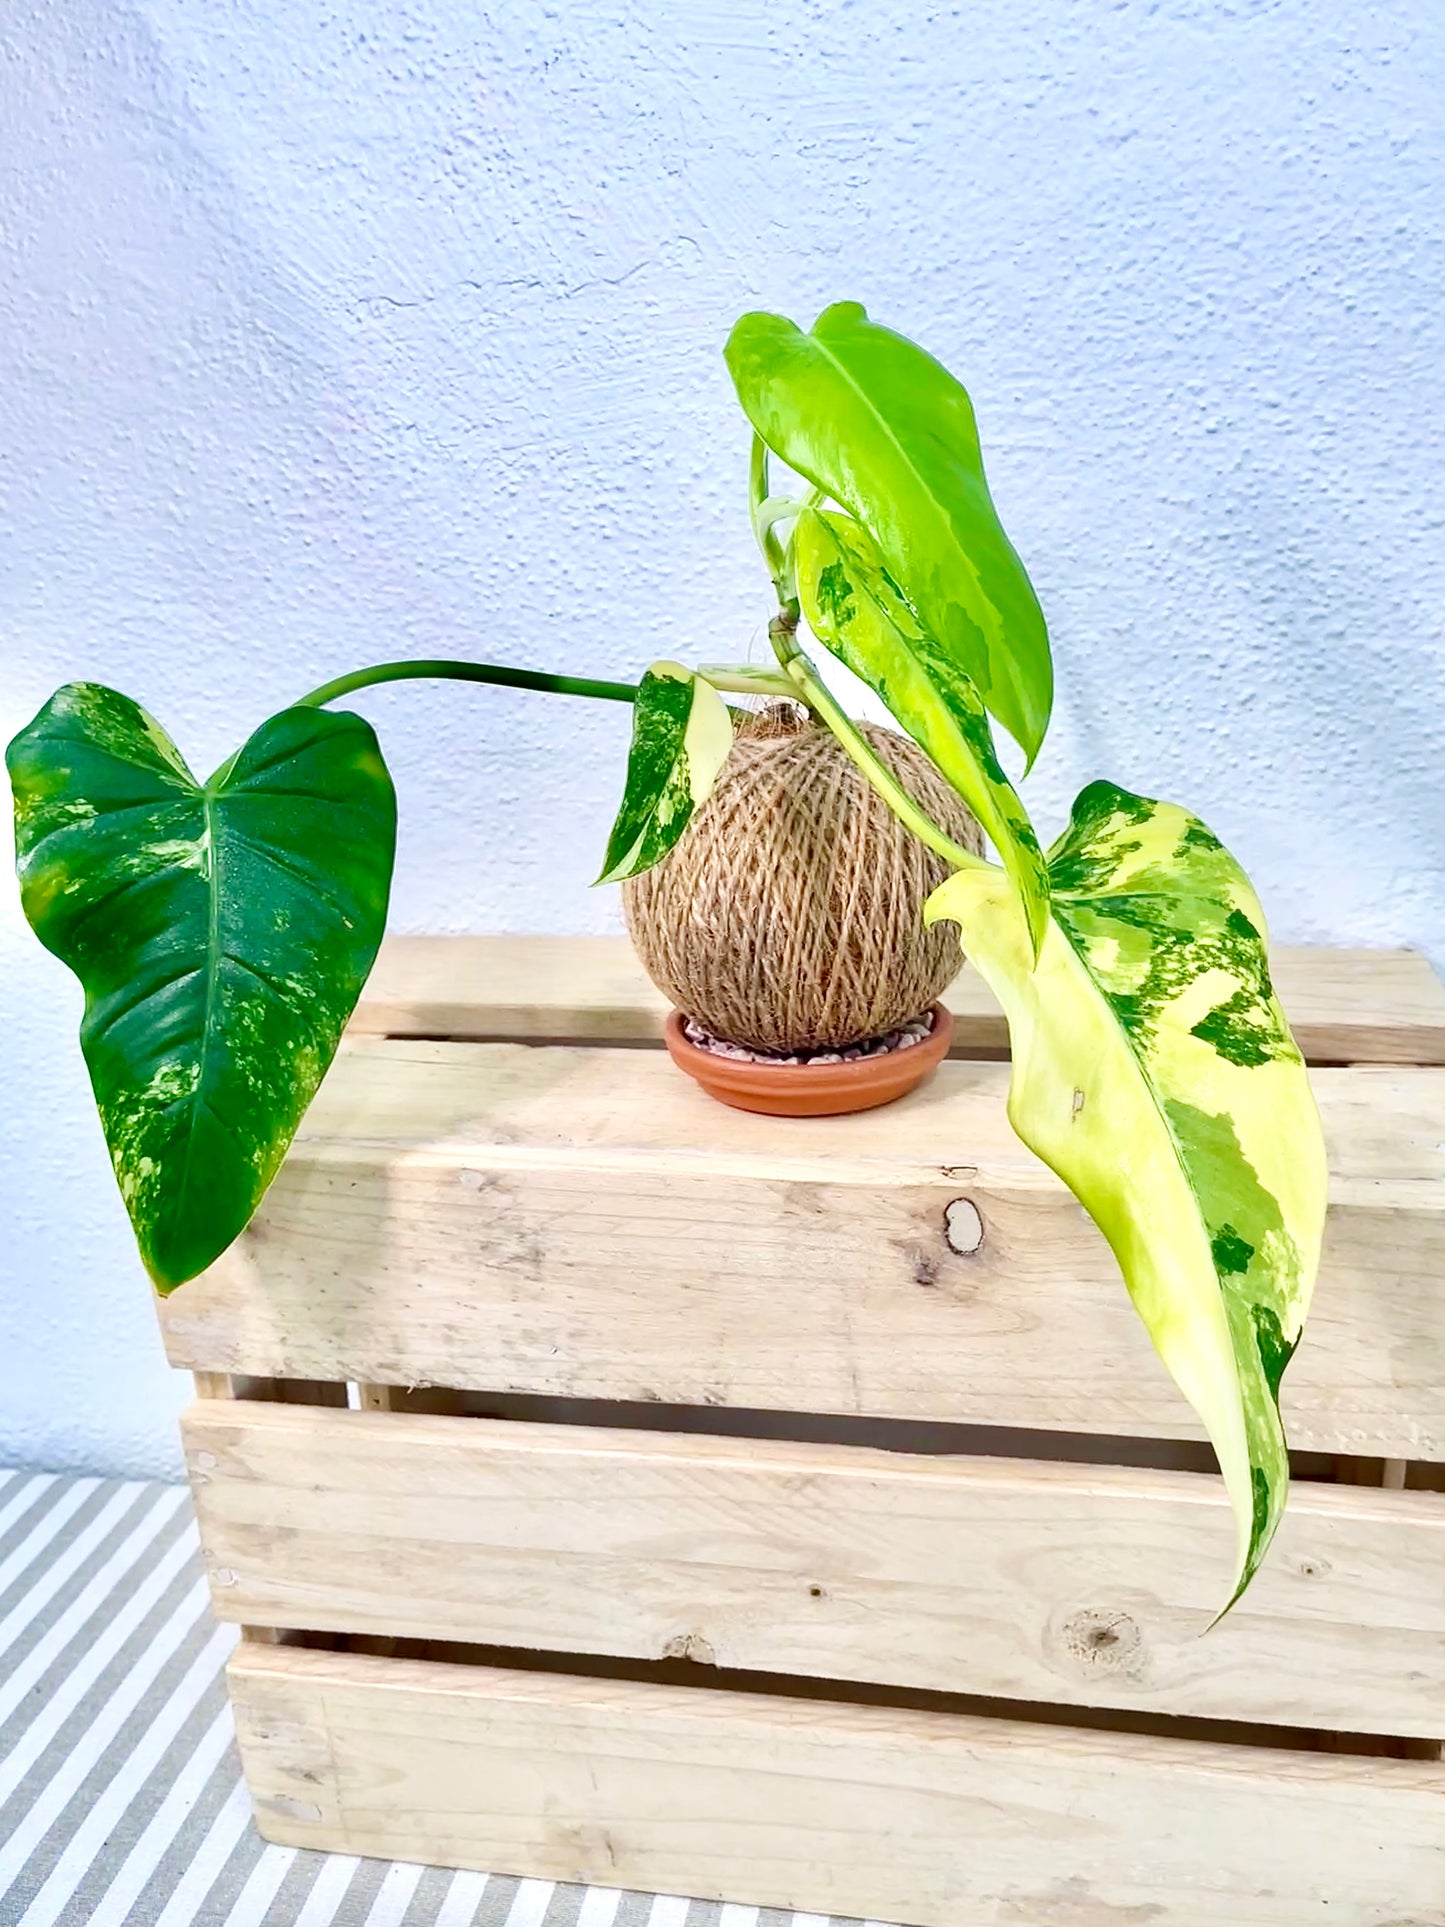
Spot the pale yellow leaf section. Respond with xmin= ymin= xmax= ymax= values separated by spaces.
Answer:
xmin=928 ymin=829 xmax=1328 ymax=1602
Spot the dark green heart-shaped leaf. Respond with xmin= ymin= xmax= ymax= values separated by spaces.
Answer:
xmin=8 ymin=683 xmax=397 ymax=1291
xmin=725 ymin=301 xmax=1052 ymax=762
xmin=596 ymin=662 xmax=734 ymax=883
xmin=795 ymin=506 xmax=1051 ymax=956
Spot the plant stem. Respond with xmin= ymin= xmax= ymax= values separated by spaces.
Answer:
xmin=295 ymin=659 xmax=639 ymax=710
xmin=748 ymin=434 xmax=789 ymax=602
xmin=696 ymin=665 xmax=799 ymax=701
xmin=779 ymin=647 xmax=991 ymax=874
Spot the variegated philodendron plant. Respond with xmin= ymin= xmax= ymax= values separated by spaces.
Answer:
xmin=8 ymin=302 xmax=1327 ymax=1608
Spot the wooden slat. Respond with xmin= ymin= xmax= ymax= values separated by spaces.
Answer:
xmin=229 ymin=1642 xmax=1445 ymax=1927
xmin=185 ymin=1400 xmax=1445 ymax=1737
xmin=158 ymin=1040 xmax=1445 ymax=1458
xmin=352 ymin=935 xmax=1445 ymax=1064
xmin=353 ymin=935 xmax=674 ymax=1044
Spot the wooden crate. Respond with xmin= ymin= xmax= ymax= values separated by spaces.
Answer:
xmin=168 ymin=938 xmax=1445 ymax=1927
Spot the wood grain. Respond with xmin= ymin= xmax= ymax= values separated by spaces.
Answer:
xmin=351 ymin=934 xmax=1445 ymax=1064
xmin=229 ymin=1642 xmax=1445 ymax=1927
xmin=158 ymin=1039 xmax=1445 ymax=1457
xmin=185 ymin=1400 xmax=1445 ymax=1737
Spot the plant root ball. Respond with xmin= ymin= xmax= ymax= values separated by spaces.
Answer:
xmin=623 ymin=704 xmax=983 ymax=1052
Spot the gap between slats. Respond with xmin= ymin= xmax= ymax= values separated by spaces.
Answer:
xmin=191 ymin=1374 xmax=1445 ymax=1490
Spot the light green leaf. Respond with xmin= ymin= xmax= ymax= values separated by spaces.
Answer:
xmin=927 ymin=781 xmax=1328 ymax=1606
xmin=8 ymin=682 xmax=397 ymax=1292
xmin=725 ymin=301 xmax=1052 ymax=763
xmin=596 ymin=662 xmax=734 ymax=883
xmin=795 ymin=506 xmax=1050 ymax=955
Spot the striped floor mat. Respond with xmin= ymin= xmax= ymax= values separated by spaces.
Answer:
xmin=0 ymin=1467 xmax=884 ymax=1927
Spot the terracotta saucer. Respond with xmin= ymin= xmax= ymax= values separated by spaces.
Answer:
xmin=662 ymin=1005 xmax=954 ymax=1118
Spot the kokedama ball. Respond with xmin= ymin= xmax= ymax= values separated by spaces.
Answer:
xmin=623 ymin=705 xmax=983 ymax=1052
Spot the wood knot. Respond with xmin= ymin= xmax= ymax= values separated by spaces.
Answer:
xmin=661 ymin=1632 xmax=716 ymax=1665
xmin=944 ymin=1197 xmax=984 ymax=1254
xmin=1054 ymin=1607 xmax=1146 ymax=1681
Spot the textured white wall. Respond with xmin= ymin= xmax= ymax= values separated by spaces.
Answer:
xmin=2 ymin=1 xmax=1441 ymax=1477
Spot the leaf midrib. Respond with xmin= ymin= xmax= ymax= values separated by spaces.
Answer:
xmin=164 ymin=780 xmax=223 ymax=1250
xmin=804 ymin=330 xmax=979 ymax=591
xmin=1048 ymin=892 xmax=1271 ymax=1578
xmin=1048 ymin=901 xmax=1247 ymax=1417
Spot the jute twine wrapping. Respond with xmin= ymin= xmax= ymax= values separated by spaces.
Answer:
xmin=623 ymin=705 xmax=983 ymax=1051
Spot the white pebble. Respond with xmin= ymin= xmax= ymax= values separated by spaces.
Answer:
xmin=681 ymin=1010 xmax=937 ymax=1066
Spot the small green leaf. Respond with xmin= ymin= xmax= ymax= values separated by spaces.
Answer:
xmin=596 ymin=662 xmax=734 ymax=883
xmin=725 ymin=301 xmax=1052 ymax=762
xmin=8 ymin=683 xmax=397 ymax=1291
xmin=795 ymin=506 xmax=1050 ymax=955
xmin=927 ymin=782 xmax=1328 ymax=1607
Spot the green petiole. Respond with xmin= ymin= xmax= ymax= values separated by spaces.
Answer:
xmin=296 ymin=659 xmax=639 ymax=710
xmin=751 ymin=487 xmax=992 ymax=877
xmin=778 ymin=648 xmax=992 ymax=875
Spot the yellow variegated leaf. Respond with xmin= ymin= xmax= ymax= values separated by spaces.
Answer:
xmin=927 ymin=780 xmax=1328 ymax=1606
xmin=596 ymin=662 xmax=734 ymax=884
xmin=795 ymin=506 xmax=1050 ymax=956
